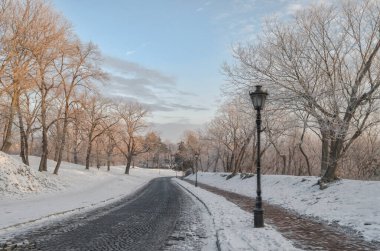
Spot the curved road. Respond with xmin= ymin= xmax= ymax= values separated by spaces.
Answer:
xmin=6 ymin=177 xmax=210 ymax=251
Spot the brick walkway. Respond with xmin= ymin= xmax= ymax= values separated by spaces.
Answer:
xmin=185 ymin=180 xmax=379 ymax=251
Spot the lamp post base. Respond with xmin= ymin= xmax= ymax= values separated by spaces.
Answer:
xmin=254 ymin=208 xmax=264 ymax=228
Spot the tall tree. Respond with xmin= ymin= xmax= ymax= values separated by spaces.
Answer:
xmin=82 ymin=95 xmax=117 ymax=170
xmin=115 ymin=101 xmax=148 ymax=174
xmin=224 ymin=0 xmax=380 ymax=185
xmin=24 ymin=0 xmax=71 ymax=171
xmin=53 ymin=41 xmax=105 ymax=174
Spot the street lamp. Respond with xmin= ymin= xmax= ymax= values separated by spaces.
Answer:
xmin=194 ymin=153 xmax=199 ymax=187
xmin=171 ymin=154 xmax=177 ymax=178
xmin=249 ymin=85 xmax=268 ymax=228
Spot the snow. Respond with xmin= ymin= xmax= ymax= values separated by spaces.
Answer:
xmin=2 ymin=150 xmax=377 ymax=250
xmin=185 ymin=173 xmax=380 ymax=242
xmin=175 ymin=179 xmax=300 ymax=251
xmin=0 ymin=152 xmax=176 ymax=241
xmin=0 ymin=152 xmax=59 ymax=195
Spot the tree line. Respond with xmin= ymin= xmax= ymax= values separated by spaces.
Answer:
xmin=174 ymin=1 xmax=380 ymax=185
xmin=2 ymin=0 xmax=379 ymax=184
xmin=0 ymin=0 xmax=171 ymax=175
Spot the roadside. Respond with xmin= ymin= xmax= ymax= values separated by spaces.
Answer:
xmin=184 ymin=172 xmax=380 ymax=243
xmin=183 ymin=179 xmax=379 ymax=251
xmin=175 ymin=179 xmax=300 ymax=251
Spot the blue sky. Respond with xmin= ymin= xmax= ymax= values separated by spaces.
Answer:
xmin=52 ymin=0 xmax=313 ymax=142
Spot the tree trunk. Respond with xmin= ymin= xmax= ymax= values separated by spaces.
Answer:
xmin=125 ymin=155 xmax=132 ymax=174
xmin=73 ymin=145 xmax=78 ymax=164
xmin=234 ymin=134 xmax=252 ymax=174
xmin=39 ymin=90 xmax=48 ymax=172
xmin=30 ymin=133 xmax=34 ymax=155
xmin=17 ymin=98 xmax=29 ymax=165
xmin=320 ymin=131 xmax=329 ymax=177
xmin=85 ymin=141 xmax=92 ymax=170
xmin=213 ymin=150 xmax=219 ymax=172
xmin=54 ymin=105 xmax=69 ymax=174
xmin=322 ymin=137 xmax=344 ymax=182
xmin=96 ymin=143 xmax=100 ymax=169
xmin=85 ymin=129 xmax=94 ymax=170
xmin=107 ymin=156 xmax=111 ymax=171
xmin=73 ymin=125 xmax=80 ymax=164
xmin=15 ymin=90 xmax=28 ymax=165
xmin=106 ymin=147 xmax=113 ymax=171
xmin=281 ymin=155 xmax=287 ymax=175
xmin=299 ymin=143 xmax=311 ymax=176
xmin=1 ymin=94 xmax=16 ymax=152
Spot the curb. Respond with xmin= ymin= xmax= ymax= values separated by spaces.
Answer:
xmin=173 ymin=178 xmax=221 ymax=251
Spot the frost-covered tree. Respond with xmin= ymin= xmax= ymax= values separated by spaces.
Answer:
xmin=224 ymin=0 xmax=380 ymax=185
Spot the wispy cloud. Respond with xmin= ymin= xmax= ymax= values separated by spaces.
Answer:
xmin=104 ymin=56 xmax=176 ymax=85
xmin=125 ymin=50 xmax=136 ymax=56
xmin=101 ymin=56 xmax=209 ymax=113
xmin=124 ymin=42 xmax=150 ymax=57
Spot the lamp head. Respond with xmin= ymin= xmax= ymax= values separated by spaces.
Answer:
xmin=249 ymin=85 xmax=268 ymax=110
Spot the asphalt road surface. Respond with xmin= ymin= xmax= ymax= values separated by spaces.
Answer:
xmin=4 ymin=177 xmax=210 ymax=251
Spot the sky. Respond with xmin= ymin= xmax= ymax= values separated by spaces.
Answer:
xmin=51 ymin=0 xmax=315 ymax=142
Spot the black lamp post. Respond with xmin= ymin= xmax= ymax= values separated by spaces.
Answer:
xmin=194 ymin=153 xmax=199 ymax=187
xmin=249 ymin=85 xmax=268 ymax=228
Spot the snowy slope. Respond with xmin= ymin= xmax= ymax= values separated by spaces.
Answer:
xmin=0 ymin=152 xmax=60 ymax=195
xmin=185 ymin=173 xmax=380 ymax=242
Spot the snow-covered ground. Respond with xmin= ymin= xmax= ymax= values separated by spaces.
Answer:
xmin=185 ymin=173 xmax=380 ymax=242
xmin=175 ymin=179 xmax=300 ymax=251
xmin=3 ymin=151 xmax=377 ymax=250
xmin=0 ymin=152 xmax=176 ymax=241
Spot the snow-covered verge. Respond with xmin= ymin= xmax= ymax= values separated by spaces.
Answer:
xmin=185 ymin=173 xmax=380 ymax=242
xmin=0 ymin=152 xmax=60 ymax=195
xmin=0 ymin=152 xmax=176 ymax=241
xmin=175 ymin=179 xmax=300 ymax=251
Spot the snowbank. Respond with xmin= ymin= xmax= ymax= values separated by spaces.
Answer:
xmin=185 ymin=173 xmax=380 ymax=242
xmin=0 ymin=152 xmax=59 ymax=195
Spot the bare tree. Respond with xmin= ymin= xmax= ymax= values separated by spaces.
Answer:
xmin=52 ymin=40 xmax=106 ymax=174
xmin=207 ymin=98 xmax=257 ymax=174
xmin=115 ymin=101 xmax=148 ymax=174
xmin=0 ymin=0 xmax=38 ymax=156
xmin=81 ymin=95 xmax=117 ymax=170
xmin=23 ymin=0 xmax=71 ymax=171
xmin=224 ymin=1 xmax=380 ymax=185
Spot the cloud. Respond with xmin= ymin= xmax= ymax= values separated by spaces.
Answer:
xmin=100 ymin=56 xmax=209 ymax=113
xmin=167 ymin=103 xmax=209 ymax=111
xmin=105 ymin=75 xmax=159 ymax=100
xmin=126 ymin=50 xmax=136 ymax=56
xmin=196 ymin=7 xmax=204 ymax=12
xmin=104 ymin=56 xmax=176 ymax=85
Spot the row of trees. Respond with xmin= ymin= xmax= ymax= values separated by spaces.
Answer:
xmin=0 ymin=0 xmax=169 ymax=175
xmin=3 ymin=0 xmax=379 ymax=183
xmin=174 ymin=1 xmax=380 ymax=184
